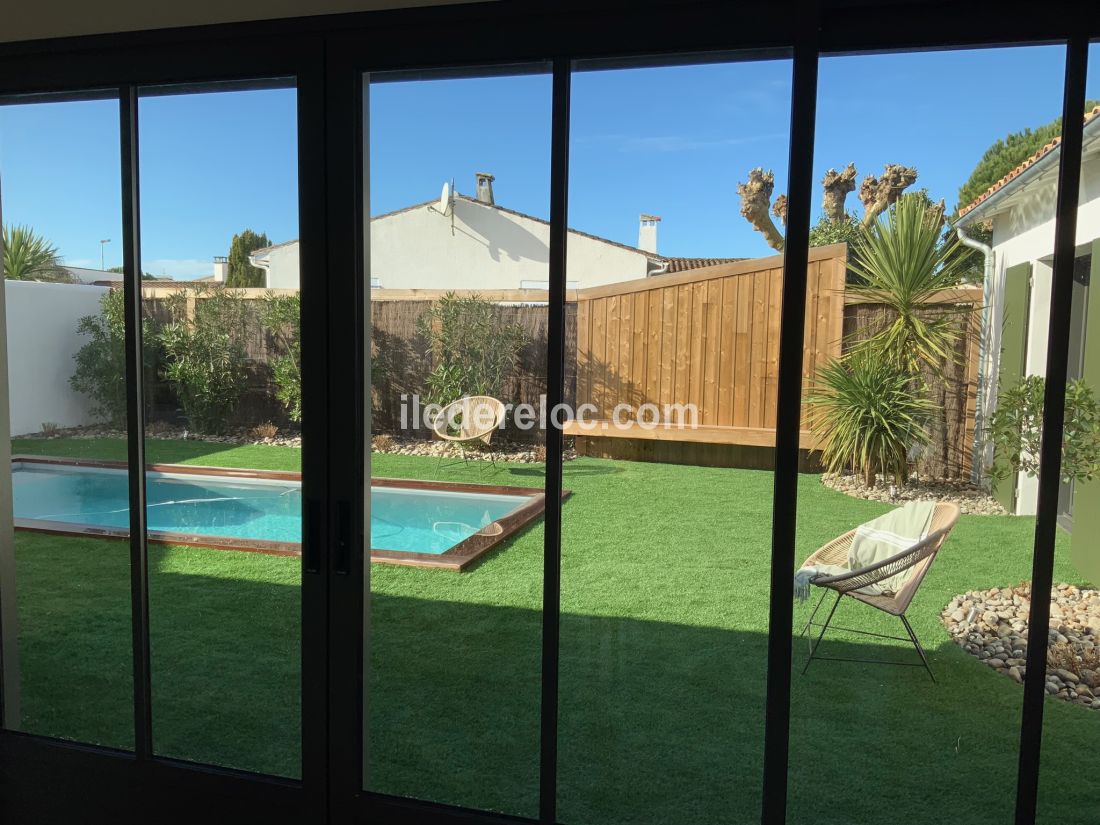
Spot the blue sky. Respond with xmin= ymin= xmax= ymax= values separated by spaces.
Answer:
xmin=0 ymin=44 xmax=1095 ymax=278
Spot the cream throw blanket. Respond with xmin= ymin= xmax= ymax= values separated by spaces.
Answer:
xmin=793 ymin=501 xmax=936 ymax=602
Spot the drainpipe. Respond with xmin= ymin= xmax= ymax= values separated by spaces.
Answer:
xmin=956 ymin=224 xmax=995 ymax=486
xmin=248 ymin=253 xmax=272 ymax=288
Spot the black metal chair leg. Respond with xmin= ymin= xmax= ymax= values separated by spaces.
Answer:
xmin=899 ymin=613 xmax=936 ymax=683
xmin=800 ymin=589 xmax=828 ymax=639
xmin=803 ymin=591 xmax=842 ymax=674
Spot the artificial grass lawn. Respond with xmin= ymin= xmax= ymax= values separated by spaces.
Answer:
xmin=10 ymin=437 xmax=1098 ymax=824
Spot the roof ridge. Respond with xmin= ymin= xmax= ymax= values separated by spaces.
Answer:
xmin=957 ymin=105 xmax=1100 ymax=218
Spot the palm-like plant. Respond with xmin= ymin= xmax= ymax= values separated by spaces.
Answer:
xmin=806 ymin=352 xmax=934 ymax=487
xmin=845 ymin=194 xmax=969 ymax=378
xmin=2 ymin=224 xmax=70 ymax=282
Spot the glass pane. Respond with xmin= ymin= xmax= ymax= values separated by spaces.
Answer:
xmin=0 ymin=93 xmax=133 ymax=749
xmin=559 ymin=54 xmax=792 ymax=824
xmin=789 ymin=46 xmax=1065 ymax=824
xmin=1037 ymin=39 xmax=1100 ymax=824
xmin=363 ymin=66 xmax=552 ymax=816
xmin=137 ymin=82 xmax=302 ymax=776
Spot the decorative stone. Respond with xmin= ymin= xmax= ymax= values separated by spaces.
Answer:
xmin=942 ymin=583 xmax=1100 ymax=713
xmin=14 ymin=424 xmax=573 ymax=466
xmin=821 ymin=473 xmax=1005 ymax=515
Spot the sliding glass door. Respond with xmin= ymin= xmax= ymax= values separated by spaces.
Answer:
xmin=0 ymin=34 xmax=328 ymax=824
xmin=2 ymin=7 xmax=1099 ymax=825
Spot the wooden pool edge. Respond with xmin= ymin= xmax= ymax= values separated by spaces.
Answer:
xmin=11 ymin=455 xmax=569 ymax=571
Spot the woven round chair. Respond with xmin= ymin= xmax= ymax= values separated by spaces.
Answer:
xmin=798 ymin=501 xmax=961 ymax=682
xmin=430 ymin=395 xmax=506 ymax=467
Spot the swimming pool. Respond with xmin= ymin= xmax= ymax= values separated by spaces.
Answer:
xmin=11 ymin=456 xmax=546 ymax=570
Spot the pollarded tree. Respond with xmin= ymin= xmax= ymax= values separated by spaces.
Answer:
xmin=226 ymin=229 xmax=271 ymax=287
xmin=738 ymin=163 xmax=920 ymax=252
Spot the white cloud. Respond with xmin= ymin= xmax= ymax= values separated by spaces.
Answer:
xmin=143 ymin=259 xmax=213 ymax=280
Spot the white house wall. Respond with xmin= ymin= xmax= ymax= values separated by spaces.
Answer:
xmin=263 ymin=244 xmax=301 ymax=290
xmin=986 ymin=154 xmax=1100 ymax=514
xmin=4 ymin=281 xmax=111 ymax=436
xmin=369 ymin=200 xmax=650 ymax=290
xmin=263 ymin=198 xmax=652 ymax=290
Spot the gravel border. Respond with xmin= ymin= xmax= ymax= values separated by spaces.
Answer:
xmin=822 ymin=472 xmax=1005 ymax=516
xmin=942 ymin=583 xmax=1100 ymax=710
xmin=19 ymin=424 xmax=564 ymax=464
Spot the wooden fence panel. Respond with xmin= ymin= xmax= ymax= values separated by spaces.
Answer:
xmin=573 ymin=245 xmax=848 ymax=438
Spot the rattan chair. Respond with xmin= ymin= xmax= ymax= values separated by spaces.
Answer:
xmin=430 ymin=395 xmax=506 ymax=467
xmin=798 ymin=501 xmax=961 ymax=682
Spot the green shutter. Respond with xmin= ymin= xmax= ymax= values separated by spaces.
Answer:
xmin=994 ymin=262 xmax=1032 ymax=513
xmin=1071 ymin=242 xmax=1100 ymax=582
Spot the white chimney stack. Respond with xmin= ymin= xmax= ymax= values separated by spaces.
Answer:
xmin=475 ymin=172 xmax=495 ymax=205
xmin=212 ymin=256 xmax=229 ymax=283
xmin=639 ymin=214 xmax=661 ymax=254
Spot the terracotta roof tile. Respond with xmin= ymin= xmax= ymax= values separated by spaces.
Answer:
xmin=958 ymin=106 xmax=1100 ymax=218
xmin=662 ymin=256 xmax=745 ymax=273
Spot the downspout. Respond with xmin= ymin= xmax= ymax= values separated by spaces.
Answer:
xmin=248 ymin=253 xmax=272 ymax=288
xmin=647 ymin=258 xmax=670 ymax=277
xmin=956 ymin=224 xmax=995 ymax=486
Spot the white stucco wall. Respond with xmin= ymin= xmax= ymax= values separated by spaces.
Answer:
xmin=261 ymin=243 xmax=301 ymax=289
xmin=259 ymin=197 xmax=653 ymax=290
xmin=983 ymin=152 xmax=1100 ymax=514
xmin=4 ymin=281 xmax=111 ymax=436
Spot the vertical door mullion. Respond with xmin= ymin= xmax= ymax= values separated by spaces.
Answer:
xmin=1013 ymin=34 xmax=1089 ymax=825
xmin=323 ymin=34 xmax=365 ymax=825
xmin=119 ymin=84 xmax=153 ymax=761
xmin=297 ymin=37 xmax=332 ymax=818
xmin=761 ymin=8 xmax=819 ymax=824
xmin=539 ymin=56 xmax=571 ymax=825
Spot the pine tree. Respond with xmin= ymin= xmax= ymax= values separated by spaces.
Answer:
xmin=226 ymin=229 xmax=271 ymax=287
xmin=957 ymin=101 xmax=1100 ymax=209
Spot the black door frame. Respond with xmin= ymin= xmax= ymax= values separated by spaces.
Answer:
xmin=0 ymin=33 xmax=329 ymax=825
xmin=0 ymin=2 xmax=1097 ymax=824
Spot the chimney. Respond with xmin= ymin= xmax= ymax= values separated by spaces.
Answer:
xmin=475 ymin=172 xmax=495 ymax=205
xmin=212 ymin=256 xmax=229 ymax=283
xmin=638 ymin=214 xmax=661 ymax=254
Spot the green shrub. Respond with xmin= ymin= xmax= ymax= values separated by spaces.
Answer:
xmin=988 ymin=375 xmax=1100 ymax=484
xmin=70 ymin=290 xmax=154 ymax=427
xmin=157 ymin=287 xmax=251 ymax=434
xmin=260 ymin=293 xmax=301 ymax=423
xmin=807 ymin=353 xmax=934 ymax=487
xmin=417 ymin=293 xmax=527 ymax=406
xmin=808 ymin=212 xmax=861 ymax=249
xmin=846 ymin=194 xmax=971 ymax=380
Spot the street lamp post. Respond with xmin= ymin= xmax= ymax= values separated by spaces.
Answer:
xmin=100 ymin=239 xmax=111 ymax=271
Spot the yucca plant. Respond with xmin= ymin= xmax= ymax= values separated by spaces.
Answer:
xmin=806 ymin=352 xmax=934 ymax=487
xmin=2 ymin=224 xmax=70 ymax=282
xmin=846 ymin=194 xmax=970 ymax=379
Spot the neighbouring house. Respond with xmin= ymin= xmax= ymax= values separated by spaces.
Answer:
xmin=65 ymin=267 xmax=178 ymax=287
xmin=956 ymin=107 xmax=1100 ymax=556
xmin=246 ymin=172 xmax=740 ymax=291
xmin=63 ymin=266 xmax=123 ymax=286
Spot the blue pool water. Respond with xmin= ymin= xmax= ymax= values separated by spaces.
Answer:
xmin=12 ymin=463 xmax=530 ymax=555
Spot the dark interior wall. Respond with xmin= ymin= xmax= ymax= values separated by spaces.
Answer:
xmin=0 ymin=0 xmax=476 ymax=43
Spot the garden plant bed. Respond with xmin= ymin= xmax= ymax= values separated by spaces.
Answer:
xmin=19 ymin=425 xmax=569 ymax=464
xmin=823 ymin=472 xmax=1005 ymax=515
xmin=942 ymin=583 xmax=1100 ymax=709
xmin=370 ymin=434 xmax=575 ymax=464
